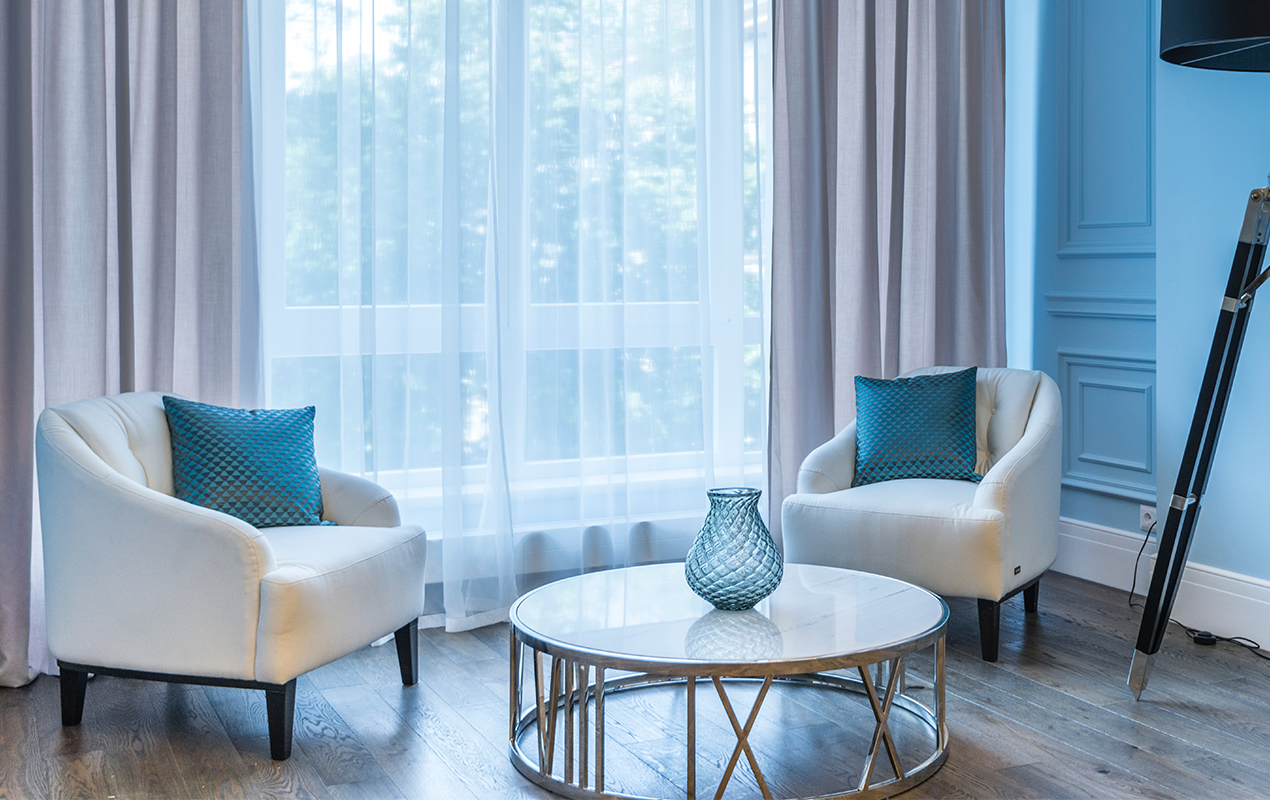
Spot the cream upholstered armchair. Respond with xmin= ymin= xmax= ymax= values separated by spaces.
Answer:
xmin=781 ymin=367 xmax=1061 ymax=661
xmin=35 ymin=392 xmax=428 ymax=759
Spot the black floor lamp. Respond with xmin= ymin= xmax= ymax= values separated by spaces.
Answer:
xmin=1130 ymin=0 xmax=1270 ymax=698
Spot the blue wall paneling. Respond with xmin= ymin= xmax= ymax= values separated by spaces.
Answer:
xmin=1057 ymin=350 xmax=1156 ymax=504
xmin=1057 ymin=0 xmax=1155 ymax=258
xmin=1020 ymin=0 xmax=1157 ymax=533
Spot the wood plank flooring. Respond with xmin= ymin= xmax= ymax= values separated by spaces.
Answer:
xmin=2 ymin=571 xmax=1269 ymax=799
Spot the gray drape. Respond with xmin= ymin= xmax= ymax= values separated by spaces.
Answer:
xmin=0 ymin=0 xmax=256 ymax=687
xmin=0 ymin=0 xmax=37 ymax=690
xmin=769 ymin=0 xmax=1006 ymax=533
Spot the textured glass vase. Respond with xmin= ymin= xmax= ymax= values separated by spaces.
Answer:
xmin=684 ymin=488 xmax=784 ymax=611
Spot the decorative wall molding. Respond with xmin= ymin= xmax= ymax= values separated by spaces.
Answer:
xmin=1057 ymin=350 xmax=1156 ymax=503
xmin=1056 ymin=241 xmax=1155 ymax=259
xmin=1044 ymin=292 xmax=1156 ymax=320
xmin=1076 ymin=378 xmax=1153 ymax=473
xmin=1053 ymin=517 xmax=1270 ymax=651
xmin=1056 ymin=0 xmax=1155 ymax=259
xmin=1060 ymin=475 xmax=1156 ymax=504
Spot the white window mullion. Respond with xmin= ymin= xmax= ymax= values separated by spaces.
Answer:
xmin=495 ymin=0 xmax=530 ymax=474
xmin=701 ymin=0 xmax=747 ymax=483
xmin=258 ymin=1 xmax=286 ymax=408
xmin=440 ymin=0 xmax=466 ymax=537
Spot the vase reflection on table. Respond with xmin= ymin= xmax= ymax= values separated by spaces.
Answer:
xmin=684 ymin=609 xmax=784 ymax=661
xmin=684 ymin=487 xmax=784 ymax=611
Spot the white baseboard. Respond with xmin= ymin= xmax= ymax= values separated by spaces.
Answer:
xmin=1053 ymin=516 xmax=1270 ymax=646
xmin=1052 ymin=517 xmax=1155 ymax=594
xmin=1150 ymin=557 xmax=1270 ymax=645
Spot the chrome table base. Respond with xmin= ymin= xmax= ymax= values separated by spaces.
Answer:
xmin=508 ymin=633 xmax=948 ymax=800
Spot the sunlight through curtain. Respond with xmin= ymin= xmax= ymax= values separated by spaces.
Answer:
xmin=254 ymin=0 xmax=772 ymax=630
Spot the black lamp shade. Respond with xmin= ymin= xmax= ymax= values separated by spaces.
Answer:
xmin=1161 ymin=0 xmax=1270 ymax=71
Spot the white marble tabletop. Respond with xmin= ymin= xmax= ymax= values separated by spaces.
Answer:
xmin=510 ymin=563 xmax=947 ymax=667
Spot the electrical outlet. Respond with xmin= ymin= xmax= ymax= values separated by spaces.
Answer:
xmin=1140 ymin=504 xmax=1157 ymax=533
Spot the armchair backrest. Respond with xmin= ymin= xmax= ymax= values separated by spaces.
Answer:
xmin=38 ymin=392 xmax=176 ymax=495
xmin=898 ymin=367 xmax=1045 ymax=475
xmin=37 ymin=391 xmax=279 ymax=680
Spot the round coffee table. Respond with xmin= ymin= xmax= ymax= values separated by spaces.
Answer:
xmin=508 ymin=563 xmax=949 ymax=800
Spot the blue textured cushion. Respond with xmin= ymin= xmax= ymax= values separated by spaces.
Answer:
xmin=852 ymin=367 xmax=982 ymax=487
xmin=163 ymin=396 xmax=329 ymax=528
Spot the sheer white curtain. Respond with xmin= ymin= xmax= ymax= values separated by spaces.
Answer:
xmin=254 ymin=0 xmax=772 ymax=631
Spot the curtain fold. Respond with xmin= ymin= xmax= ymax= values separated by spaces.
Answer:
xmin=260 ymin=0 xmax=773 ymax=631
xmin=0 ymin=0 xmax=256 ymax=685
xmin=769 ymin=0 xmax=1005 ymax=530
xmin=0 ymin=0 xmax=36 ymax=689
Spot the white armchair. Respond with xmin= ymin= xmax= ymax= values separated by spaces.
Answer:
xmin=781 ymin=367 xmax=1061 ymax=661
xmin=35 ymin=392 xmax=428 ymax=759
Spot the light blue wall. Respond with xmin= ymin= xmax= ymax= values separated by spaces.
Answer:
xmin=1005 ymin=0 xmax=1042 ymax=369
xmin=1010 ymin=0 xmax=1158 ymax=533
xmin=1156 ymin=23 xmax=1270 ymax=581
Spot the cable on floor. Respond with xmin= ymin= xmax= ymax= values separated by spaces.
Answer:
xmin=1128 ymin=520 xmax=1270 ymax=662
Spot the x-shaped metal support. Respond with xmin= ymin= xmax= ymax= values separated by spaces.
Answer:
xmin=857 ymin=658 xmax=904 ymax=791
xmin=710 ymin=676 xmax=774 ymax=800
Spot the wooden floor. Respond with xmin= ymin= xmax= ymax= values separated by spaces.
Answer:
xmin=2 ymin=571 xmax=1270 ymax=799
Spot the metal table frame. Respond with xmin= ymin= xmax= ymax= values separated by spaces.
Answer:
xmin=508 ymin=599 xmax=949 ymax=800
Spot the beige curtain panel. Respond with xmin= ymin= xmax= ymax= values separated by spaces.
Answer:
xmin=0 ymin=0 xmax=256 ymax=687
xmin=768 ymin=0 xmax=1006 ymax=535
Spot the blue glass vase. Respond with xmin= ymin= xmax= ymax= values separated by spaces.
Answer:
xmin=684 ymin=488 xmax=784 ymax=611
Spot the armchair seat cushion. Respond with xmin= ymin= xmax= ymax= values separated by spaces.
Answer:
xmin=255 ymin=523 xmax=427 ymax=684
xmin=783 ymin=479 xmax=1006 ymax=599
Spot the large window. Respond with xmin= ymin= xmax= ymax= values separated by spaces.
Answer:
xmin=259 ymin=0 xmax=772 ymax=562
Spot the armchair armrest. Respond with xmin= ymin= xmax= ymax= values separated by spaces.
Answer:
xmin=972 ymin=375 xmax=1062 ymax=590
xmin=797 ymin=421 xmax=858 ymax=494
xmin=319 ymin=468 xmax=402 ymax=527
xmin=36 ymin=412 xmax=276 ymax=680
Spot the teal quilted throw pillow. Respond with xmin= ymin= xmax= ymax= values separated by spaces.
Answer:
xmin=852 ymin=367 xmax=982 ymax=487
xmin=163 ymin=396 xmax=328 ymax=528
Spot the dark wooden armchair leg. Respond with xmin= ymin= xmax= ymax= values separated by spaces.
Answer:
xmin=395 ymin=619 xmax=419 ymax=686
xmin=1024 ymin=579 xmax=1040 ymax=613
xmin=59 ymin=666 xmax=89 ymax=726
xmin=266 ymin=679 xmax=297 ymax=760
xmin=977 ymin=599 xmax=1001 ymax=662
